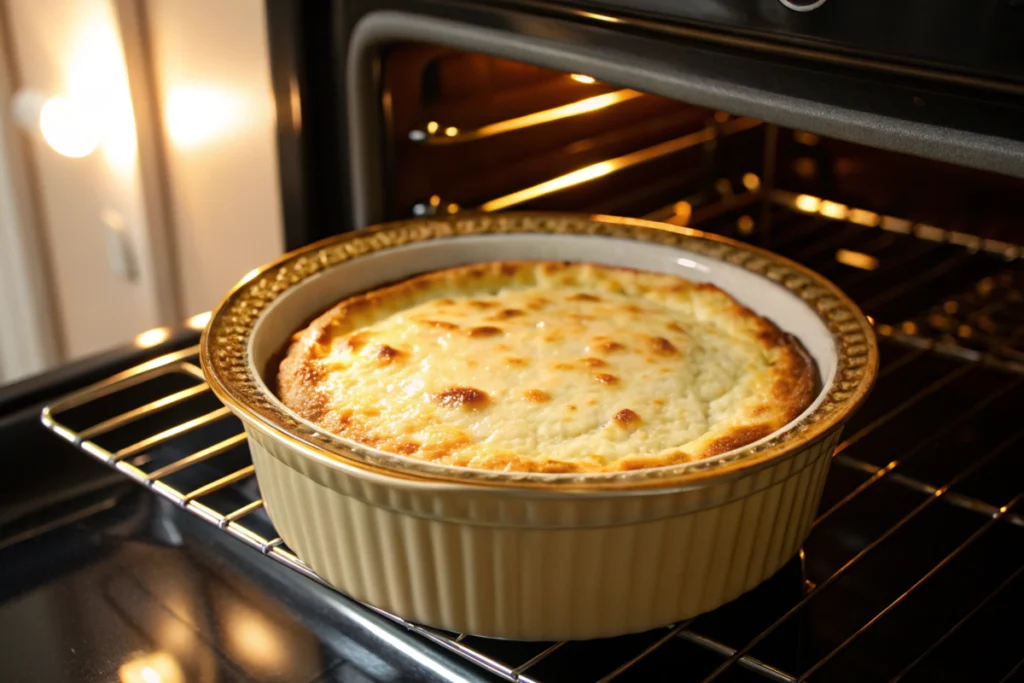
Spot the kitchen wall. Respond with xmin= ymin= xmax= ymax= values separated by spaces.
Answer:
xmin=147 ymin=0 xmax=284 ymax=318
xmin=0 ymin=0 xmax=284 ymax=377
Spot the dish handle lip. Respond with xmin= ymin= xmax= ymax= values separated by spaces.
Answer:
xmin=200 ymin=212 xmax=878 ymax=492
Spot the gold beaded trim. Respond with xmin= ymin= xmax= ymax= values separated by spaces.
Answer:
xmin=201 ymin=213 xmax=876 ymax=487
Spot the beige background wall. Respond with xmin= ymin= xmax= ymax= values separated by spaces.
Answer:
xmin=0 ymin=0 xmax=283 ymax=375
xmin=148 ymin=0 xmax=284 ymax=318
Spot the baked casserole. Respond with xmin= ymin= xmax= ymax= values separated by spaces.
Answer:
xmin=278 ymin=261 xmax=816 ymax=473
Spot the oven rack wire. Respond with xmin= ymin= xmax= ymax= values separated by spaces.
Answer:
xmin=41 ymin=334 xmax=1024 ymax=682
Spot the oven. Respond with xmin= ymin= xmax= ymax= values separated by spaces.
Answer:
xmin=2 ymin=1 xmax=1023 ymax=682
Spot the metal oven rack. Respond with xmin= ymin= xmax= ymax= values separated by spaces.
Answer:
xmin=41 ymin=207 xmax=1024 ymax=682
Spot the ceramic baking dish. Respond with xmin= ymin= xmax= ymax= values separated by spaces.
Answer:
xmin=201 ymin=213 xmax=876 ymax=640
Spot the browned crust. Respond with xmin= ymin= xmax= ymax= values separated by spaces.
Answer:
xmin=277 ymin=261 xmax=818 ymax=473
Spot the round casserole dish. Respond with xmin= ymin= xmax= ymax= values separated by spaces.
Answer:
xmin=201 ymin=213 xmax=877 ymax=640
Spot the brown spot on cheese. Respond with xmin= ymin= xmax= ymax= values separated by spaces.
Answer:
xmin=553 ymin=362 xmax=575 ymax=371
xmin=592 ymin=337 xmax=625 ymax=353
xmin=613 ymin=408 xmax=641 ymax=426
xmin=544 ymin=331 xmax=564 ymax=343
xmin=752 ymin=405 xmax=768 ymax=416
xmin=567 ymin=404 xmax=577 ymax=412
xmin=568 ymin=293 xmax=601 ymax=302
xmin=594 ymin=373 xmax=619 ymax=385
xmin=757 ymin=326 xmax=785 ymax=348
xmin=434 ymin=298 xmax=455 ymax=306
xmin=653 ymin=399 xmax=665 ymax=406
xmin=522 ymin=389 xmax=551 ymax=403
xmin=624 ymin=304 xmax=645 ymax=314
xmin=468 ymin=325 xmax=503 ymax=338
xmin=432 ymin=387 xmax=490 ymax=410
xmin=469 ymin=300 xmax=498 ymax=309
xmin=375 ymin=344 xmax=401 ymax=364
xmin=343 ymin=331 xmax=372 ymax=352
xmin=586 ymin=398 xmax=598 ymax=406
xmin=647 ymin=336 xmax=679 ymax=356
xmin=505 ymin=356 xmax=528 ymax=367
xmin=526 ymin=296 xmax=550 ymax=310
xmin=580 ymin=357 xmax=606 ymax=368
xmin=667 ymin=322 xmax=685 ymax=333
xmin=420 ymin=319 xmax=459 ymax=330
xmin=467 ymin=360 xmax=479 ymax=368
xmin=492 ymin=308 xmax=525 ymax=319
xmin=569 ymin=313 xmax=595 ymax=322
xmin=703 ymin=424 xmax=774 ymax=457
xmin=397 ymin=441 xmax=421 ymax=455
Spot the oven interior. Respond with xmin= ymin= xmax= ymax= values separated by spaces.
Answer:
xmin=37 ymin=45 xmax=1024 ymax=683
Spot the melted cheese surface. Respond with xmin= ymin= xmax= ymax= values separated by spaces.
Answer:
xmin=277 ymin=262 xmax=815 ymax=473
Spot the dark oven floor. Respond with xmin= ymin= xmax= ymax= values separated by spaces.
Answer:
xmin=3 ymin=203 xmax=1024 ymax=683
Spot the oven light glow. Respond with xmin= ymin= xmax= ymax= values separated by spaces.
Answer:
xmin=480 ymin=161 xmax=614 ymax=211
xmin=140 ymin=667 xmax=161 ymax=683
xmin=794 ymin=130 xmax=820 ymax=145
xmin=429 ymin=194 xmax=441 ymax=207
xmin=418 ymin=90 xmax=642 ymax=145
xmin=741 ymin=173 xmax=761 ymax=191
xmin=835 ymin=249 xmax=878 ymax=271
xmin=185 ymin=311 xmax=212 ymax=330
xmin=135 ymin=327 xmax=171 ymax=348
xmin=570 ymin=74 xmax=597 ymax=84
xmin=819 ymin=200 xmax=848 ymax=219
xmin=714 ymin=111 xmax=730 ymax=124
xmin=793 ymin=194 xmax=821 ymax=213
xmin=446 ymin=203 xmax=460 ymax=214
xmin=579 ymin=11 xmax=621 ymax=22
xmin=847 ymin=208 xmax=880 ymax=227
xmin=38 ymin=96 xmax=100 ymax=158
xmin=737 ymin=215 xmax=755 ymax=234
xmin=866 ymin=315 xmax=875 ymax=325
xmin=672 ymin=201 xmax=692 ymax=225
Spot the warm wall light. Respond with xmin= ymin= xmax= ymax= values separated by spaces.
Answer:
xmin=165 ymin=85 xmax=243 ymax=149
xmin=38 ymin=96 xmax=100 ymax=158
xmin=570 ymin=73 xmax=597 ymax=84
xmin=741 ymin=173 xmax=761 ymax=191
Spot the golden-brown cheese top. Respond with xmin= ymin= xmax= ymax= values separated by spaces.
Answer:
xmin=277 ymin=261 xmax=816 ymax=473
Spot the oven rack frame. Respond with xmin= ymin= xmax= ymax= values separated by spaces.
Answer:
xmin=41 ymin=339 xmax=1024 ymax=683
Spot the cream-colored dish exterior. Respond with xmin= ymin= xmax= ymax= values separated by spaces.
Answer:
xmin=247 ymin=423 xmax=837 ymax=639
xmin=201 ymin=213 xmax=877 ymax=641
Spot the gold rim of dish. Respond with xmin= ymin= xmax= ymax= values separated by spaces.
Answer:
xmin=200 ymin=212 xmax=878 ymax=491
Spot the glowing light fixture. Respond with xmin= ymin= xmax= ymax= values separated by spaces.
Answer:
xmin=39 ymin=97 xmax=100 ymax=158
xmin=570 ymin=74 xmax=597 ymax=84
xmin=741 ymin=173 xmax=761 ymax=191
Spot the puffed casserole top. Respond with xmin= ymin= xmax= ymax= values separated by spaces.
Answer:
xmin=276 ymin=261 xmax=816 ymax=473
